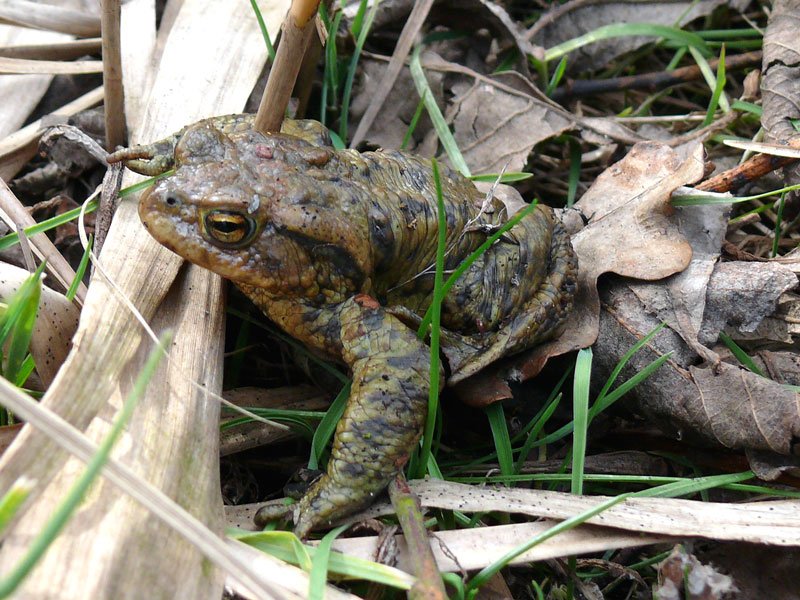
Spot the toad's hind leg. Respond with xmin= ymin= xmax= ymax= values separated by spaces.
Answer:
xmin=293 ymin=295 xmax=438 ymax=538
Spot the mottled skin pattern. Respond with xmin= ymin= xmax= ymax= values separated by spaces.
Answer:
xmin=108 ymin=114 xmax=577 ymax=537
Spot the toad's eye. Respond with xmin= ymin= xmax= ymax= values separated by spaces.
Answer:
xmin=203 ymin=210 xmax=256 ymax=247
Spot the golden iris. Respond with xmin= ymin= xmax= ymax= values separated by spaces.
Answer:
xmin=203 ymin=210 xmax=256 ymax=247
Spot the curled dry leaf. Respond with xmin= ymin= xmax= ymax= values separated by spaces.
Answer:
xmin=456 ymin=142 xmax=704 ymax=406
xmin=0 ymin=262 xmax=79 ymax=386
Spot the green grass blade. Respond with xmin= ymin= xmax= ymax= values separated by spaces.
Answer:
xmin=340 ymin=0 xmax=380 ymax=143
xmin=702 ymin=44 xmax=727 ymax=126
xmin=467 ymin=494 xmax=631 ymax=594
xmin=66 ymin=234 xmax=93 ymax=302
xmin=566 ymin=137 xmax=581 ymax=207
xmin=3 ymin=262 xmax=45 ymax=385
xmin=544 ymin=23 xmax=710 ymax=63
xmin=0 ymin=172 xmax=169 ymax=252
xmin=248 ymin=0 xmax=275 ymax=61
xmin=416 ymin=201 xmax=539 ymax=337
xmin=0 ymin=200 xmax=92 ymax=252
xmin=530 ymin=352 xmax=672 ymax=449
xmin=409 ymin=46 xmax=471 ymax=177
xmin=234 ymin=530 xmax=414 ymax=589
xmin=469 ymin=172 xmax=533 ymax=183
xmin=718 ymin=332 xmax=765 ymax=377
xmin=0 ymin=478 xmax=33 ymax=536
xmin=308 ymin=382 xmax=350 ymax=470
xmin=571 ymin=349 xmax=592 ymax=495
xmin=514 ymin=392 xmax=562 ymax=473
xmin=401 ymin=99 xmax=426 ymax=150
xmin=308 ymin=525 xmax=348 ymax=599
xmin=544 ymin=56 xmax=568 ymax=97
xmin=595 ymin=322 xmax=665 ymax=402
xmin=0 ymin=332 xmax=171 ymax=597
xmin=634 ymin=471 xmax=753 ymax=498
xmin=415 ymin=159 xmax=447 ymax=478
xmin=485 ymin=403 xmax=514 ymax=477
xmin=14 ymin=355 xmax=36 ymax=388
xmin=688 ymin=45 xmax=730 ymax=114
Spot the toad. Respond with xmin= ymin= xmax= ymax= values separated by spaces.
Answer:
xmin=108 ymin=114 xmax=577 ymax=538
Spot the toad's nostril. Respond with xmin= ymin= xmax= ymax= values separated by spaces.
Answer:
xmin=165 ymin=194 xmax=179 ymax=207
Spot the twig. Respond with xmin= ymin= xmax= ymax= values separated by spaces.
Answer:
xmin=551 ymin=50 xmax=762 ymax=102
xmin=101 ymin=0 xmax=125 ymax=150
xmin=696 ymin=138 xmax=800 ymax=193
xmin=388 ymin=474 xmax=447 ymax=600
xmin=350 ymin=0 xmax=435 ymax=147
xmin=254 ymin=0 xmax=321 ymax=133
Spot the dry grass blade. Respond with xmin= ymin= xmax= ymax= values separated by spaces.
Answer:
xmin=723 ymin=139 xmax=800 ymax=159
xmin=0 ymin=85 xmax=104 ymax=180
xmin=0 ymin=179 xmax=87 ymax=303
xmin=0 ymin=0 xmax=100 ymax=37
xmin=0 ymin=0 xmax=291 ymax=597
xmin=0 ymin=38 xmax=101 ymax=60
xmin=331 ymin=521 xmax=673 ymax=572
xmin=0 ymin=56 xmax=102 ymax=74
xmin=369 ymin=480 xmax=800 ymax=546
xmin=0 ymin=373 xmax=293 ymax=600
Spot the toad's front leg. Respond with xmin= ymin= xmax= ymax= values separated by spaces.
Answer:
xmin=293 ymin=295 xmax=438 ymax=538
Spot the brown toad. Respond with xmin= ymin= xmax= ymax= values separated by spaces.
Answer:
xmin=109 ymin=114 xmax=577 ymax=537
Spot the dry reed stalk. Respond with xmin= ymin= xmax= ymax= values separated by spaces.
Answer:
xmin=101 ymin=0 xmax=125 ymax=150
xmin=254 ymin=0 xmax=321 ymax=133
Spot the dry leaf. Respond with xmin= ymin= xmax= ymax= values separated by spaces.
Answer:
xmin=456 ymin=142 xmax=704 ymax=406
xmin=655 ymin=545 xmax=736 ymax=600
xmin=594 ymin=271 xmax=800 ymax=456
xmin=447 ymin=71 xmax=573 ymax=173
xmin=761 ymin=0 xmax=800 ymax=143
